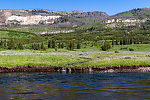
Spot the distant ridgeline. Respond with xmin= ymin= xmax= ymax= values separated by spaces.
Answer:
xmin=0 ymin=9 xmax=108 ymax=26
xmin=0 ymin=8 xmax=150 ymax=27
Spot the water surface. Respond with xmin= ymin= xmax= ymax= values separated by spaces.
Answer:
xmin=0 ymin=72 xmax=150 ymax=100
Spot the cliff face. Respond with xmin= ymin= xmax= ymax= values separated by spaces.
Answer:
xmin=103 ymin=18 xmax=146 ymax=23
xmin=6 ymin=15 xmax=61 ymax=25
xmin=0 ymin=10 xmax=61 ymax=25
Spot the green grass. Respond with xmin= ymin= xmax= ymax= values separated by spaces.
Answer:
xmin=120 ymin=12 xmax=134 ymax=17
xmin=6 ymin=26 xmax=74 ymax=33
xmin=78 ymin=58 xmax=150 ymax=67
xmin=0 ymin=55 xmax=85 ymax=67
xmin=0 ymin=51 xmax=150 ymax=68
xmin=111 ymin=44 xmax=150 ymax=52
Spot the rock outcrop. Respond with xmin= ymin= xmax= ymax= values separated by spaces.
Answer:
xmin=6 ymin=15 xmax=61 ymax=25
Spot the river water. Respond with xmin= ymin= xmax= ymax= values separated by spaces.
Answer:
xmin=0 ymin=72 xmax=150 ymax=100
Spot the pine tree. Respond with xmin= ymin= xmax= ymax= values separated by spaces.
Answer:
xmin=120 ymin=40 xmax=123 ymax=45
xmin=61 ymin=43 xmax=64 ymax=48
xmin=77 ymin=42 xmax=81 ymax=49
xmin=116 ymin=40 xmax=119 ymax=45
xmin=48 ymin=40 xmax=51 ymax=48
xmin=130 ymin=38 xmax=133 ymax=44
xmin=68 ymin=41 xmax=74 ymax=50
xmin=41 ymin=43 xmax=46 ymax=50
xmin=52 ymin=40 xmax=55 ymax=48
xmin=123 ymin=39 xmax=126 ymax=45
xmin=8 ymin=39 xmax=15 ymax=49
xmin=101 ymin=41 xmax=111 ymax=51
xmin=0 ymin=40 xmax=2 ymax=46
xmin=58 ymin=42 xmax=61 ymax=48
xmin=112 ymin=40 xmax=114 ymax=46
xmin=17 ymin=43 xmax=24 ymax=50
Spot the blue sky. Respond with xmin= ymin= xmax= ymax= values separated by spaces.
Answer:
xmin=1 ymin=0 xmax=150 ymax=15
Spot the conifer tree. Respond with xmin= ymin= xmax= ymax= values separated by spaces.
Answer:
xmin=17 ymin=43 xmax=24 ymax=50
xmin=61 ymin=43 xmax=64 ymax=49
xmin=101 ymin=41 xmax=111 ymax=51
xmin=48 ymin=40 xmax=51 ymax=48
xmin=112 ymin=40 xmax=114 ymax=46
xmin=115 ymin=40 xmax=119 ymax=45
xmin=130 ymin=38 xmax=133 ymax=44
xmin=8 ymin=39 xmax=15 ymax=49
xmin=68 ymin=41 xmax=74 ymax=50
xmin=52 ymin=40 xmax=55 ymax=48
xmin=77 ymin=42 xmax=81 ymax=49
xmin=58 ymin=42 xmax=61 ymax=48
xmin=41 ymin=43 xmax=46 ymax=50
xmin=120 ymin=40 xmax=123 ymax=45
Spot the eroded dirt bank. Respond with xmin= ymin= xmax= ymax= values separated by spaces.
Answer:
xmin=1 ymin=65 xmax=150 ymax=73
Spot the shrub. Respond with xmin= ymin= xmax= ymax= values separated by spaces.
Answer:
xmin=101 ymin=41 xmax=111 ymax=51
xmin=115 ymin=50 xmax=119 ymax=53
xmin=120 ymin=47 xmax=128 ymax=50
xmin=129 ymin=48 xmax=134 ymax=51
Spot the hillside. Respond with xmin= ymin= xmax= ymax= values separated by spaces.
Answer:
xmin=113 ymin=8 xmax=150 ymax=18
xmin=101 ymin=8 xmax=150 ymax=28
xmin=0 ymin=9 xmax=109 ymax=26
xmin=0 ymin=29 xmax=44 ymax=50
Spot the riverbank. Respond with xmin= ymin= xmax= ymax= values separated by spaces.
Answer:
xmin=0 ymin=50 xmax=150 ymax=72
xmin=1 ymin=65 xmax=150 ymax=73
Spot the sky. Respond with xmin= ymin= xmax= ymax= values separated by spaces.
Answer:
xmin=0 ymin=0 xmax=150 ymax=15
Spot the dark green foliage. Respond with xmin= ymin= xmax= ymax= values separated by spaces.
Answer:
xmin=112 ymin=40 xmax=114 ymax=45
xmin=61 ymin=43 xmax=64 ymax=49
xmin=32 ymin=43 xmax=40 ymax=50
xmin=52 ymin=40 xmax=56 ymax=48
xmin=129 ymin=48 xmax=134 ymax=51
xmin=101 ymin=41 xmax=111 ymax=51
xmin=68 ymin=41 xmax=74 ymax=50
xmin=48 ymin=40 xmax=51 ymax=48
xmin=120 ymin=40 xmax=123 ymax=45
xmin=58 ymin=42 xmax=61 ymax=49
xmin=115 ymin=40 xmax=119 ymax=45
xmin=41 ymin=43 xmax=46 ymax=50
xmin=123 ymin=39 xmax=126 ymax=45
xmin=17 ymin=43 xmax=24 ymax=50
xmin=8 ymin=39 xmax=15 ymax=49
xmin=130 ymin=38 xmax=133 ymax=44
xmin=115 ymin=50 xmax=119 ymax=53
xmin=77 ymin=42 xmax=81 ymax=49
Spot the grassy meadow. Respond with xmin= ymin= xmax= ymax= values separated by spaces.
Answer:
xmin=0 ymin=49 xmax=150 ymax=67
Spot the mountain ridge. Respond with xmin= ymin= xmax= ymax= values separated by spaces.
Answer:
xmin=0 ymin=8 xmax=150 ymax=26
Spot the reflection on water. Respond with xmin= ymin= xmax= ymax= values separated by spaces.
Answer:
xmin=0 ymin=72 xmax=150 ymax=100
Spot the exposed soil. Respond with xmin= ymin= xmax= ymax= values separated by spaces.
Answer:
xmin=1 ymin=65 xmax=150 ymax=73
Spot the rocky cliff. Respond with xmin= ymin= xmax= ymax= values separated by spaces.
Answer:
xmin=0 ymin=10 xmax=61 ymax=25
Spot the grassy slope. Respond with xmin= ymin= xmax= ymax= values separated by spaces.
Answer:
xmin=0 ymin=29 xmax=45 ymax=44
xmin=116 ymin=8 xmax=150 ymax=18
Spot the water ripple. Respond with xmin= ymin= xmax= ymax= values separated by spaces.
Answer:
xmin=0 ymin=73 xmax=150 ymax=100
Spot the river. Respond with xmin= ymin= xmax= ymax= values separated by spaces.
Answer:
xmin=0 ymin=72 xmax=150 ymax=100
